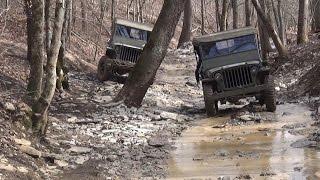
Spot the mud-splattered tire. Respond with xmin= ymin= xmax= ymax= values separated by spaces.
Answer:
xmin=263 ymin=75 xmax=276 ymax=112
xmin=97 ymin=56 xmax=112 ymax=82
xmin=202 ymin=83 xmax=218 ymax=117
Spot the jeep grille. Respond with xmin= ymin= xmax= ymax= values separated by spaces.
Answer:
xmin=222 ymin=66 xmax=253 ymax=89
xmin=116 ymin=46 xmax=141 ymax=63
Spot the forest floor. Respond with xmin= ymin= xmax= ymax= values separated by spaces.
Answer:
xmin=1 ymin=34 xmax=320 ymax=179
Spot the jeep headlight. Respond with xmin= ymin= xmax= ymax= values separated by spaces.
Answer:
xmin=214 ymin=73 xmax=223 ymax=81
xmin=251 ymin=66 xmax=258 ymax=74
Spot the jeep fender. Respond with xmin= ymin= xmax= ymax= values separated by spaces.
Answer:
xmin=106 ymin=47 xmax=117 ymax=59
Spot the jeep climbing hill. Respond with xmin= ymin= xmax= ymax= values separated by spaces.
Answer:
xmin=97 ymin=18 xmax=153 ymax=82
xmin=193 ymin=27 xmax=276 ymax=116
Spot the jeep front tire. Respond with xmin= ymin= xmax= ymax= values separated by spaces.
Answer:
xmin=263 ymin=75 xmax=276 ymax=112
xmin=97 ymin=56 xmax=112 ymax=82
xmin=202 ymin=83 xmax=218 ymax=117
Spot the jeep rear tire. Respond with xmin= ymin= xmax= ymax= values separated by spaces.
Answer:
xmin=263 ymin=75 xmax=276 ymax=112
xmin=202 ymin=83 xmax=218 ymax=117
xmin=97 ymin=56 xmax=112 ymax=82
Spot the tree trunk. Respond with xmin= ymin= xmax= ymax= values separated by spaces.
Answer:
xmin=57 ymin=0 xmax=70 ymax=90
xmin=32 ymin=0 xmax=65 ymax=136
xmin=177 ymin=0 xmax=192 ymax=48
xmin=215 ymin=0 xmax=221 ymax=31
xmin=277 ymin=0 xmax=286 ymax=45
xmin=201 ymin=0 xmax=205 ymax=34
xmin=24 ymin=0 xmax=32 ymax=63
xmin=252 ymin=0 xmax=289 ymax=59
xmin=232 ymin=0 xmax=238 ymax=29
xmin=311 ymin=0 xmax=320 ymax=31
xmin=245 ymin=0 xmax=251 ymax=26
xmin=259 ymin=0 xmax=273 ymax=52
xmin=71 ymin=0 xmax=76 ymax=26
xmin=27 ymin=0 xmax=45 ymax=100
xmin=45 ymin=0 xmax=51 ymax=56
xmin=114 ymin=0 xmax=186 ymax=107
xmin=297 ymin=0 xmax=309 ymax=44
xmin=80 ymin=0 xmax=86 ymax=32
xmin=220 ymin=0 xmax=229 ymax=31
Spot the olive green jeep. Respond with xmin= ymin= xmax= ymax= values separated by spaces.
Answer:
xmin=193 ymin=27 xmax=276 ymax=116
xmin=97 ymin=18 xmax=153 ymax=82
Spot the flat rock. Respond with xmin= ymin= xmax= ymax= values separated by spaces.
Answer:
xmin=148 ymin=136 xmax=168 ymax=147
xmin=3 ymin=102 xmax=15 ymax=112
xmin=0 ymin=163 xmax=16 ymax=172
xmin=160 ymin=111 xmax=178 ymax=120
xmin=17 ymin=166 xmax=28 ymax=173
xmin=19 ymin=145 xmax=42 ymax=158
xmin=75 ymin=156 xmax=89 ymax=165
xmin=67 ymin=146 xmax=92 ymax=154
xmin=55 ymin=160 xmax=68 ymax=167
xmin=14 ymin=138 xmax=31 ymax=146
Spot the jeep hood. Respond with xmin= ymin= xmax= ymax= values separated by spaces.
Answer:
xmin=112 ymin=36 xmax=146 ymax=49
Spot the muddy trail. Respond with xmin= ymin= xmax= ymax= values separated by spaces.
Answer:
xmin=1 ymin=41 xmax=320 ymax=179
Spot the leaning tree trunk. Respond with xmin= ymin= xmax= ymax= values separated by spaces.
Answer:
xmin=32 ymin=0 xmax=65 ymax=136
xmin=232 ymin=0 xmax=238 ymax=29
xmin=27 ymin=0 xmax=45 ymax=100
xmin=114 ymin=0 xmax=186 ymax=107
xmin=245 ymin=0 xmax=251 ymax=26
xmin=177 ymin=0 xmax=192 ymax=48
xmin=297 ymin=0 xmax=309 ymax=44
xmin=252 ymin=0 xmax=289 ymax=59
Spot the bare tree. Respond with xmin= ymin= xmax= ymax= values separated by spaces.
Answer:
xmin=27 ymin=0 xmax=45 ymax=100
xmin=80 ymin=0 xmax=86 ymax=32
xmin=177 ymin=0 xmax=192 ymax=48
xmin=32 ymin=0 xmax=65 ymax=136
xmin=57 ymin=0 xmax=71 ymax=90
xmin=45 ymin=0 xmax=51 ymax=56
xmin=252 ymin=0 xmax=289 ymax=59
xmin=201 ymin=0 xmax=205 ymax=34
xmin=114 ymin=0 xmax=187 ymax=107
xmin=311 ymin=0 xmax=320 ymax=31
xmin=220 ymin=0 xmax=229 ymax=31
xmin=245 ymin=0 xmax=251 ymax=26
xmin=232 ymin=0 xmax=238 ymax=29
xmin=297 ymin=0 xmax=309 ymax=44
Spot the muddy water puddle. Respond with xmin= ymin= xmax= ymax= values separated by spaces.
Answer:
xmin=168 ymin=104 xmax=320 ymax=179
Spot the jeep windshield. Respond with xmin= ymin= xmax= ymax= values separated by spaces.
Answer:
xmin=201 ymin=34 xmax=257 ymax=59
xmin=115 ymin=24 xmax=149 ymax=41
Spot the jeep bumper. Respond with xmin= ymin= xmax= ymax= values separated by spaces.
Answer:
xmin=208 ymin=84 xmax=268 ymax=101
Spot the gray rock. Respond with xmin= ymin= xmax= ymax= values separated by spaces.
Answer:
xmin=67 ymin=146 xmax=92 ymax=154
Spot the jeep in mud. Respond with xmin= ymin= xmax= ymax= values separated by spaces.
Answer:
xmin=193 ymin=27 xmax=276 ymax=116
xmin=97 ymin=18 xmax=153 ymax=82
